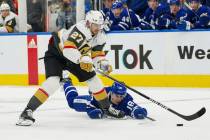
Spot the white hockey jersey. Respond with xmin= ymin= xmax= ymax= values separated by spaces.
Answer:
xmin=58 ymin=20 xmax=107 ymax=65
xmin=0 ymin=11 xmax=19 ymax=32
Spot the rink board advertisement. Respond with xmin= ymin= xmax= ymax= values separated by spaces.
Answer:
xmin=106 ymin=31 xmax=210 ymax=74
xmin=0 ymin=31 xmax=209 ymax=87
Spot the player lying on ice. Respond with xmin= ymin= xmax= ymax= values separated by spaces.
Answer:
xmin=63 ymin=78 xmax=148 ymax=119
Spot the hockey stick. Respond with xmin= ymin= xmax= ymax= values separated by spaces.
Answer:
xmin=97 ymin=70 xmax=206 ymax=121
xmin=145 ymin=116 xmax=156 ymax=121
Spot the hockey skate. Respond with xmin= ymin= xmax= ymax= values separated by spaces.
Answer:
xmin=60 ymin=70 xmax=72 ymax=84
xmin=16 ymin=108 xmax=35 ymax=126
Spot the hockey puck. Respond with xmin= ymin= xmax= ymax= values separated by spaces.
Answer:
xmin=176 ymin=124 xmax=183 ymax=126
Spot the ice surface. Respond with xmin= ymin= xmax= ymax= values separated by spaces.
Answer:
xmin=0 ymin=86 xmax=209 ymax=140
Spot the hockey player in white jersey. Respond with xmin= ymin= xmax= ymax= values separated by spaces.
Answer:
xmin=16 ymin=10 xmax=125 ymax=126
xmin=0 ymin=3 xmax=18 ymax=32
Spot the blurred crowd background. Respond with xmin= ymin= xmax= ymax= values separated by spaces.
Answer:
xmin=0 ymin=0 xmax=210 ymax=33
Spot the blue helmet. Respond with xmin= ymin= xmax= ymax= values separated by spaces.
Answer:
xmin=169 ymin=0 xmax=180 ymax=6
xmin=112 ymin=1 xmax=123 ymax=9
xmin=111 ymin=82 xmax=127 ymax=96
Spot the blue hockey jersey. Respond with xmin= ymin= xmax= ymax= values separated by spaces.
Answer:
xmin=143 ymin=4 xmax=170 ymax=29
xmin=106 ymin=8 xmax=141 ymax=30
xmin=159 ymin=8 xmax=190 ymax=29
xmin=187 ymin=5 xmax=210 ymax=28
xmin=89 ymin=87 xmax=141 ymax=117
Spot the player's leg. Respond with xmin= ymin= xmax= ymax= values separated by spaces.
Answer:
xmin=63 ymin=77 xmax=92 ymax=112
xmin=65 ymin=62 xmax=125 ymax=118
xmin=63 ymin=77 xmax=103 ymax=118
xmin=16 ymin=48 xmax=63 ymax=126
xmin=63 ymin=78 xmax=78 ymax=108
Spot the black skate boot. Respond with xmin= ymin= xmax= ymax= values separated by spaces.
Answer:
xmin=60 ymin=70 xmax=72 ymax=85
xmin=16 ymin=108 xmax=35 ymax=126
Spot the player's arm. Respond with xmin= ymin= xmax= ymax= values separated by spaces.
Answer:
xmin=62 ymin=27 xmax=93 ymax=72
xmin=91 ymin=32 xmax=112 ymax=74
xmin=194 ymin=12 xmax=210 ymax=28
xmin=175 ymin=10 xmax=192 ymax=30
xmin=0 ymin=18 xmax=16 ymax=32
xmin=110 ymin=20 xmax=130 ymax=30
xmin=109 ymin=14 xmax=130 ymax=30
xmin=125 ymin=96 xmax=147 ymax=119
xmin=62 ymin=27 xmax=86 ymax=63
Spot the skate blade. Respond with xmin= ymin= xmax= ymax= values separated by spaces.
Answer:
xmin=16 ymin=119 xmax=34 ymax=126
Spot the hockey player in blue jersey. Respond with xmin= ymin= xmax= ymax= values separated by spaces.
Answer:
xmin=63 ymin=79 xmax=148 ymax=119
xmin=101 ymin=0 xmax=114 ymax=17
xmin=106 ymin=1 xmax=153 ymax=30
xmin=106 ymin=1 xmax=142 ymax=30
xmin=143 ymin=0 xmax=159 ymax=24
xmin=143 ymin=0 xmax=170 ymax=29
xmin=169 ymin=0 xmax=191 ymax=29
xmin=187 ymin=0 xmax=210 ymax=28
xmin=155 ymin=0 xmax=191 ymax=30
xmin=121 ymin=0 xmax=154 ymax=30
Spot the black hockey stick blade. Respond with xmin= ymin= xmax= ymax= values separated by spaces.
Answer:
xmin=178 ymin=107 xmax=206 ymax=121
xmin=145 ymin=116 xmax=156 ymax=121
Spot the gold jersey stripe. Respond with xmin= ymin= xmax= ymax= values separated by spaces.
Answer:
xmin=64 ymin=41 xmax=77 ymax=48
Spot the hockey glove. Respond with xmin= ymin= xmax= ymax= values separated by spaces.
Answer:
xmin=97 ymin=59 xmax=112 ymax=74
xmin=177 ymin=20 xmax=191 ymax=30
xmin=131 ymin=106 xmax=147 ymax=119
xmin=103 ymin=18 xmax=111 ymax=32
xmin=156 ymin=16 xmax=171 ymax=29
xmin=79 ymin=54 xmax=93 ymax=72
xmin=199 ymin=13 xmax=210 ymax=27
xmin=87 ymin=109 xmax=103 ymax=119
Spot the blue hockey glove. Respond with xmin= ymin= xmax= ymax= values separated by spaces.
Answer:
xmin=87 ymin=109 xmax=103 ymax=119
xmin=156 ymin=15 xmax=171 ymax=29
xmin=199 ymin=13 xmax=210 ymax=27
xmin=177 ymin=20 xmax=191 ymax=30
xmin=132 ymin=107 xmax=147 ymax=119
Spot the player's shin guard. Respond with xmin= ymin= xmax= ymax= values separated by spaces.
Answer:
xmin=27 ymin=88 xmax=49 ymax=111
xmin=86 ymin=76 xmax=109 ymax=108
xmin=16 ymin=88 xmax=49 ymax=126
